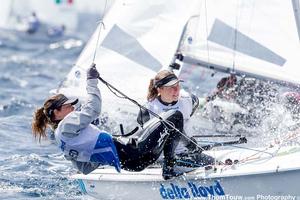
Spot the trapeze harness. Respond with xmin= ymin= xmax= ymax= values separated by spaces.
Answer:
xmin=55 ymin=123 xmax=121 ymax=172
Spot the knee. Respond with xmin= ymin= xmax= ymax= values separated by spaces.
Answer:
xmin=173 ymin=110 xmax=183 ymax=119
xmin=156 ymin=110 xmax=184 ymax=134
xmin=161 ymin=110 xmax=183 ymax=120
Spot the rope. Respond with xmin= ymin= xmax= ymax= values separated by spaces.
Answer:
xmin=98 ymin=76 xmax=207 ymax=152
xmin=88 ymin=5 xmax=205 ymax=150
xmin=97 ymin=67 xmax=300 ymax=166
xmin=220 ymin=128 xmax=300 ymax=169
xmin=89 ymin=0 xmax=251 ymax=154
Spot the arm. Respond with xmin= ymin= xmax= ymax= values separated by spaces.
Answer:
xmin=59 ymin=68 xmax=101 ymax=138
xmin=78 ymin=78 xmax=102 ymax=129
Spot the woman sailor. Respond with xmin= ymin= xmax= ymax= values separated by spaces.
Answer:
xmin=32 ymin=64 xmax=184 ymax=180
xmin=137 ymin=70 xmax=214 ymax=167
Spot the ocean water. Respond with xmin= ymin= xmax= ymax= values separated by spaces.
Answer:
xmin=0 ymin=32 xmax=91 ymax=199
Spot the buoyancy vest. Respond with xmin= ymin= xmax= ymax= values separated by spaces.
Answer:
xmin=147 ymin=90 xmax=193 ymax=125
xmin=55 ymin=123 xmax=121 ymax=172
xmin=146 ymin=90 xmax=194 ymax=153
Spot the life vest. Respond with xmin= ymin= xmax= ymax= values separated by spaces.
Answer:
xmin=147 ymin=89 xmax=193 ymax=124
xmin=146 ymin=90 xmax=194 ymax=153
xmin=55 ymin=123 xmax=121 ymax=172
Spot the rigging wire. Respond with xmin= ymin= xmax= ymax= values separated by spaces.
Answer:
xmin=203 ymin=0 xmax=222 ymax=132
xmin=87 ymin=0 xmax=266 ymax=156
xmin=87 ymin=3 xmax=210 ymax=152
xmin=56 ymin=0 xmax=109 ymax=91
xmin=98 ymin=75 xmax=255 ymax=154
xmin=54 ymin=0 xmax=300 ymax=168
xmin=95 ymin=49 xmax=292 ymax=162
xmin=92 ymin=0 xmax=108 ymax=64
xmin=204 ymin=0 xmax=211 ymax=71
xmin=85 ymin=0 xmax=204 ymax=150
xmin=98 ymin=76 xmax=207 ymax=152
xmin=232 ymin=0 xmax=241 ymax=72
xmin=197 ymin=139 xmax=273 ymax=156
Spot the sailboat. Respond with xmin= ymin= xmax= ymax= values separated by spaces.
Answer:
xmin=0 ymin=0 xmax=110 ymax=43
xmin=0 ymin=0 xmax=74 ymax=42
xmin=55 ymin=0 xmax=300 ymax=199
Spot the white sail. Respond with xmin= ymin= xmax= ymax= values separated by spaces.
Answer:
xmin=293 ymin=0 xmax=300 ymax=41
xmin=180 ymin=0 xmax=300 ymax=86
xmin=58 ymin=0 xmax=200 ymax=115
xmin=0 ymin=0 xmax=13 ymax=29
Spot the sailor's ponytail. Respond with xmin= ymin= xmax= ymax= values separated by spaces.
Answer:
xmin=147 ymin=78 xmax=158 ymax=101
xmin=32 ymin=107 xmax=49 ymax=142
xmin=32 ymin=94 xmax=66 ymax=142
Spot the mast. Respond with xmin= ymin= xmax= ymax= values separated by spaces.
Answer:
xmin=169 ymin=15 xmax=200 ymax=72
xmin=292 ymin=0 xmax=300 ymax=41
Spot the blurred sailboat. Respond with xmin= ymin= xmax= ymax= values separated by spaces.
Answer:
xmin=0 ymin=0 xmax=114 ymax=43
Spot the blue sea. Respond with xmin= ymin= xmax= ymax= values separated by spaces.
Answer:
xmin=0 ymin=30 xmax=93 ymax=199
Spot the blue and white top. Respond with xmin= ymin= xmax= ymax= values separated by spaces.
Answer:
xmin=54 ymin=78 xmax=121 ymax=174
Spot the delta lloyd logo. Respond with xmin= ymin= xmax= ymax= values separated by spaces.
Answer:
xmin=160 ymin=181 xmax=225 ymax=199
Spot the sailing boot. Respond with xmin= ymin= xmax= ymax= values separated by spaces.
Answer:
xmin=186 ymin=137 xmax=203 ymax=154
xmin=162 ymin=158 xmax=184 ymax=180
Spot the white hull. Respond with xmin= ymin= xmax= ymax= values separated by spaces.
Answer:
xmin=72 ymin=146 xmax=300 ymax=199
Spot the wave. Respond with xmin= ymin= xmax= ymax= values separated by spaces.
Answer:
xmin=0 ymin=99 xmax=33 ymax=117
xmin=0 ymin=154 xmax=84 ymax=199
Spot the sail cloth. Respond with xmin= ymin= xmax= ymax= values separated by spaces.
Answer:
xmin=293 ymin=0 xmax=300 ymax=41
xmin=181 ymin=0 xmax=300 ymax=86
xmin=58 ymin=0 xmax=200 ymax=114
xmin=0 ymin=0 xmax=12 ymax=29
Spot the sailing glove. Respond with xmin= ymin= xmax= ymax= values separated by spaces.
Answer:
xmin=87 ymin=63 xmax=99 ymax=80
